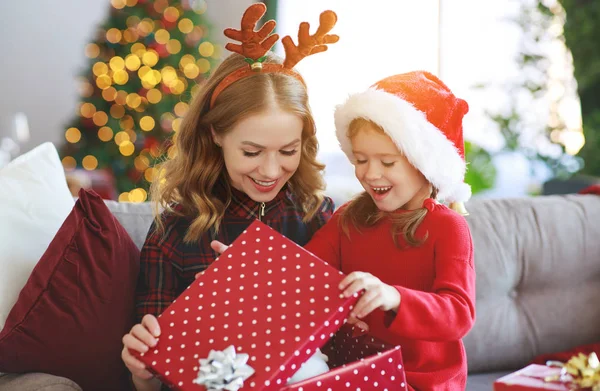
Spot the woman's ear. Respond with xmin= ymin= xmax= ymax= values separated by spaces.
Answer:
xmin=211 ymin=127 xmax=221 ymax=147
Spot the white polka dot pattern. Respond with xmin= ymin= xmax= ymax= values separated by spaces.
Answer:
xmin=136 ymin=221 xmax=359 ymax=390
xmin=278 ymin=346 xmax=407 ymax=391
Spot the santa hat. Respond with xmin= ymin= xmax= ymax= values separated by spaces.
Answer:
xmin=335 ymin=71 xmax=471 ymax=206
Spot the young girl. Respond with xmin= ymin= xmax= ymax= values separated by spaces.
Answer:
xmin=121 ymin=4 xmax=339 ymax=391
xmin=303 ymin=71 xmax=476 ymax=391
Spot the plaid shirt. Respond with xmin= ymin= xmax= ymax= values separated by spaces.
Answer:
xmin=135 ymin=183 xmax=334 ymax=323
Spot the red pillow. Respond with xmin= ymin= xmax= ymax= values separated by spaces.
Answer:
xmin=0 ymin=189 xmax=140 ymax=391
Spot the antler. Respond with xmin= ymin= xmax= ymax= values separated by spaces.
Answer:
xmin=223 ymin=3 xmax=279 ymax=61
xmin=282 ymin=10 xmax=339 ymax=69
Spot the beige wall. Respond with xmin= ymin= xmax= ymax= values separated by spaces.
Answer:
xmin=0 ymin=0 xmax=253 ymax=154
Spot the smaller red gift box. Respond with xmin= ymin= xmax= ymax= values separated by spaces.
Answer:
xmin=494 ymin=364 xmax=573 ymax=391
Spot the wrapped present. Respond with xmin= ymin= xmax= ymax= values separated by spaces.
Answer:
xmin=281 ymin=325 xmax=407 ymax=391
xmin=135 ymin=220 xmax=364 ymax=390
xmin=495 ymin=353 xmax=600 ymax=391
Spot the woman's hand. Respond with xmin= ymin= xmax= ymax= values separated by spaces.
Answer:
xmin=340 ymin=271 xmax=401 ymax=319
xmin=195 ymin=240 xmax=230 ymax=279
xmin=121 ymin=314 xmax=161 ymax=381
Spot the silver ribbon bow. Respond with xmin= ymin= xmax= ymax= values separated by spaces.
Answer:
xmin=192 ymin=345 xmax=255 ymax=391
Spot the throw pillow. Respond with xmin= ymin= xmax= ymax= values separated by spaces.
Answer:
xmin=0 ymin=189 xmax=140 ymax=391
xmin=0 ymin=142 xmax=75 ymax=329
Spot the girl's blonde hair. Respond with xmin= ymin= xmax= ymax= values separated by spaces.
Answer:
xmin=150 ymin=52 xmax=326 ymax=242
xmin=338 ymin=118 xmax=436 ymax=247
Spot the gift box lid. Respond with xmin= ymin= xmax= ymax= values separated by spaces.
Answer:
xmin=494 ymin=364 xmax=572 ymax=390
xmin=138 ymin=220 xmax=359 ymax=391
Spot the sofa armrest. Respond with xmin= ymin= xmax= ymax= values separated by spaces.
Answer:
xmin=0 ymin=373 xmax=81 ymax=391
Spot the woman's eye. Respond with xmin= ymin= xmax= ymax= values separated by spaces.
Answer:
xmin=280 ymin=149 xmax=298 ymax=156
xmin=243 ymin=150 xmax=260 ymax=157
xmin=354 ymin=159 xmax=367 ymax=165
xmin=382 ymin=161 xmax=396 ymax=167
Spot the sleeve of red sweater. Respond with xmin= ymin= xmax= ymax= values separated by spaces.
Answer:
xmin=386 ymin=212 xmax=476 ymax=342
xmin=304 ymin=209 xmax=343 ymax=270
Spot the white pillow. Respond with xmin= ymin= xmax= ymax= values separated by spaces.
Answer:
xmin=0 ymin=142 xmax=75 ymax=329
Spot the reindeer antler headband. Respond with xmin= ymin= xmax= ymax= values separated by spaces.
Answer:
xmin=210 ymin=3 xmax=339 ymax=108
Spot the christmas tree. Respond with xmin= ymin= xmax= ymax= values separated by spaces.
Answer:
xmin=60 ymin=0 xmax=218 ymax=202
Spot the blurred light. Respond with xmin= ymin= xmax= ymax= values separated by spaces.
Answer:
xmin=106 ymin=28 xmax=123 ymax=44
xmin=140 ymin=116 xmax=156 ymax=131
xmin=82 ymin=155 xmax=99 ymax=171
xmin=85 ymin=43 xmax=100 ymax=59
xmin=98 ymin=126 xmax=114 ymax=142
xmin=164 ymin=6 xmax=180 ymax=22
xmin=65 ymin=127 xmax=81 ymax=143
xmin=126 ymin=93 xmax=142 ymax=108
xmin=80 ymin=103 xmax=96 ymax=118
xmin=79 ymin=80 xmax=94 ymax=97
xmin=199 ymin=42 xmax=214 ymax=57
xmin=113 ymin=70 xmax=129 ymax=85
xmin=197 ymin=58 xmax=211 ymax=73
xmin=184 ymin=63 xmax=200 ymax=79
xmin=115 ymin=90 xmax=128 ymax=105
xmin=191 ymin=84 xmax=201 ymax=97
xmin=126 ymin=15 xmax=140 ymax=28
xmin=179 ymin=54 xmax=195 ymax=69
xmin=142 ymin=50 xmax=159 ymax=67
xmin=170 ymin=79 xmax=186 ymax=95
xmin=92 ymin=62 xmax=109 ymax=76
xmin=144 ymin=167 xmax=156 ymax=182
xmin=115 ymin=131 xmax=131 ymax=146
xmin=93 ymin=111 xmax=109 ymax=126
xmin=110 ymin=104 xmax=125 ymax=118
xmin=102 ymin=86 xmax=118 ymax=102
xmin=131 ymin=43 xmax=146 ymax=56
xmin=134 ymin=155 xmax=150 ymax=171
xmin=167 ymin=39 xmax=182 ymax=54
xmin=211 ymin=44 xmax=222 ymax=59
xmin=178 ymin=18 xmax=194 ymax=34
xmin=96 ymin=74 xmax=112 ymax=90
xmin=126 ymin=0 xmax=138 ymax=6
xmin=120 ymin=141 xmax=135 ymax=156
xmin=562 ymin=130 xmax=586 ymax=155
xmin=154 ymin=0 xmax=168 ymax=13
xmin=174 ymin=102 xmax=189 ymax=117
xmin=172 ymin=118 xmax=183 ymax=132
xmin=120 ymin=115 xmax=134 ymax=129
xmin=118 ymin=192 xmax=130 ymax=202
xmin=109 ymin=56 xmax=125 ymax=71
xmin=125 ymin=54 xmax=141 ymax=71
xmin=161 ymin=66 xmax=178 ymax=86
xmin=123 ymin=28 xmax=139 ymax=43
xmin=146 ymin=88 xmax=162 ymax=104
xmin=138 ymin=20 xmax=154 ymax=36
xmin=155 ymin=29 xmax=170 ymax=45
xmin=193 ymin=0 xmax=208 ymax=14
xmin=111 ymin=0 xmax=126 ymax=10
xmin=125 ymin=128 xmax=137 ymax=142
xmin=62 ymin=156 xmax=77 ymax=171
xmin=129 ymin=188 xmax=147 ymax=203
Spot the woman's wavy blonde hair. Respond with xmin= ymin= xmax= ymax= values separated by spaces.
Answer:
xmin=338 ymin=118 xmax=436 ymax=248
xmin=150 ymin=52 xmax=326 ymax=243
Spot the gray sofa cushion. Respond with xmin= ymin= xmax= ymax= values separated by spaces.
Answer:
xmin=466 ymin=371 xmax=511 ymax=391
xmin=464 ymin=194 xmax=600 ymax=373
xmin=0 ymin=373 xmax=81 ymax=391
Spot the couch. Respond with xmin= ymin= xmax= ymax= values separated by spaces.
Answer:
xmin=2 ymin=193 xmax=599 ymax=391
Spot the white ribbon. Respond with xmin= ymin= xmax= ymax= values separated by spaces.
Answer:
xmin=192 ymin=345 xmax=255 ymax=391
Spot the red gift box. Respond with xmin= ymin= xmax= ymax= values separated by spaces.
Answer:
xmin=281 ymin=325 xmax=407 ymax=391
xmin=137 ymin=220 xmax=407 ymax=390
xmin=494 ymin=364 xmax=573 ymax=390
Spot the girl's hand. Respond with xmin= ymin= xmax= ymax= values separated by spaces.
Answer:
xmin=121 ymin=314 xmax=161 ymax=381
xmin=340 ymin=272 xmax=401 ymax=319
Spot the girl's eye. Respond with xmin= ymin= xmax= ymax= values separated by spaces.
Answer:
xmin=280 ymin=149 xmax=298 ymax=156
xmin=382 ymin=161 xmax=396 ymax=167
xmin=243 ymin=150 xmax=260 ymax=157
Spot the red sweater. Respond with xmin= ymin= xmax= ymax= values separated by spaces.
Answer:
xmin=305 ymin=199 xmax=476 ymax=391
